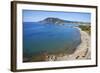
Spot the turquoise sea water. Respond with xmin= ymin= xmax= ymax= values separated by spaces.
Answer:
xmin=23 ymin=22 xmax=81 ymax=57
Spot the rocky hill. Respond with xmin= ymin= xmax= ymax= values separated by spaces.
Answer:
xmin=38 ymin=17 xmax=90 ymax=25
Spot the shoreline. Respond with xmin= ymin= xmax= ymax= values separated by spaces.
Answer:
xmin=23 ymin=27 xmax=91 ymax=62
xmin=45 ymin=27 xmax=91 ymax=61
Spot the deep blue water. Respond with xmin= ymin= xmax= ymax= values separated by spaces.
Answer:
xmin=23 ymin=22 xmax=81 ymax=57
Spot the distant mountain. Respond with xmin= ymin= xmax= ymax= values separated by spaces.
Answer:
xmin=38 ymin=17 xmax=90 ymax=25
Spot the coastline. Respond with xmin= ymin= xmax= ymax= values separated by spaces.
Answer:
xmin=23 ymin=27 xmax=91 ymax=62
xmin=45 ymin=27 xmax=91 ymax=61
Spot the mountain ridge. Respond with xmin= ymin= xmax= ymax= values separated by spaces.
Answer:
xmin=38 ymin=17 xmax=90 ymax=25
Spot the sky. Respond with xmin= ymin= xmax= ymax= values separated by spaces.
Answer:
xmin=23 ymin=10 xmax=91 ymax=22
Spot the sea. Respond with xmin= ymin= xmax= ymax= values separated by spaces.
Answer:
xmin=23 ymin=22 xmax=81 ymax=57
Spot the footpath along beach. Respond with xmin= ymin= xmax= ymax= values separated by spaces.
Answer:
xmin=45 ymin=27 xmax=91 ymax=61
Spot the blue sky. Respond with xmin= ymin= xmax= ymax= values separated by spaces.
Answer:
xmin=23 ymin=10 xmax=91 ymax=22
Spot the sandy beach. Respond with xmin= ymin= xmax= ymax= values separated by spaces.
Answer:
xmin=45 ymin=27 xmax=91 ymax=61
